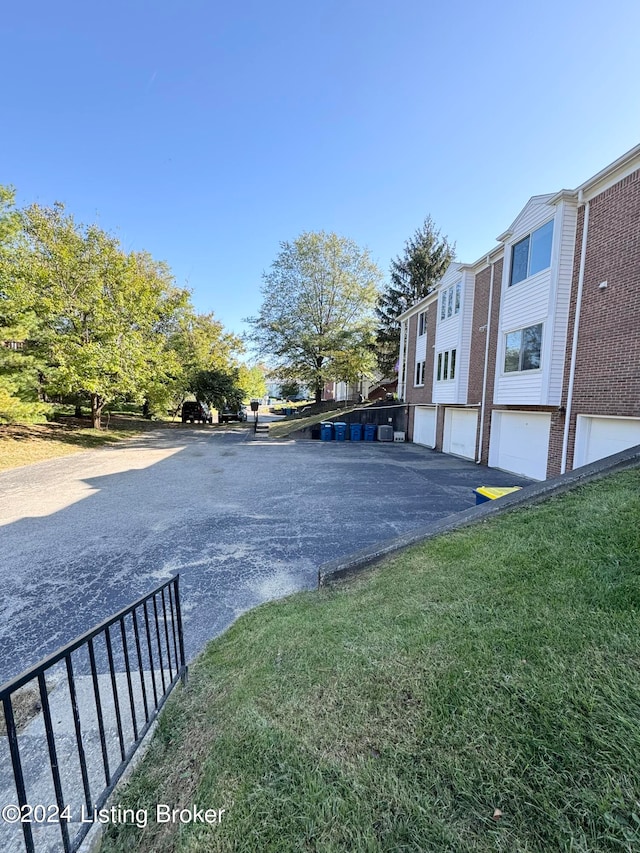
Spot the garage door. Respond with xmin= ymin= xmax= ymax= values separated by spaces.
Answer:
xmin=489 ymin=411 xmax=550 ymax=480
xmin=413 ymin=406 xmax=436 ymax=447
xmin=443 ymin=408 xmax=478 ymax=460
xmin=574 ymin=416 xmax=640 ymax=469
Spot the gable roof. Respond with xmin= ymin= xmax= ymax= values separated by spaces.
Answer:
xmin=496 ymin=193 xmax=556 ymax=242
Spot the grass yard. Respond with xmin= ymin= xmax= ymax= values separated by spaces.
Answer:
xmin=103 ymin=470 xmax=640 ymax=853
xmin=0 ymin=416 xmax=174 ymax=472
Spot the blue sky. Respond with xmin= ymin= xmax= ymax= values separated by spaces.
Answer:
xmin=3 ymin=1 xmax=639 ymax=338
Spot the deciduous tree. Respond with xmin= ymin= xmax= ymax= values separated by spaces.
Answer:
xmin=12 ymin=203 xmax=190 ymax=428
xmin=249 ymin=231 xmax=382 ymax=403
xmin=0 ymin=186 xmax=51 ymax=422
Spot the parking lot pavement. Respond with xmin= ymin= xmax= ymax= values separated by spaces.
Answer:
xmin=0 ymin=428 xmax=531 ymax=684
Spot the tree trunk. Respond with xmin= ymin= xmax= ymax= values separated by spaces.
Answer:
xmin=142 ymin=399 xmax=150 ymax=419
xmin=91 ymin=394 xmax=103 ymax=429
xmin=315 ymin=356 xmax=324 ymax=405
xmin=75 ymin=401 xmax=82 ymax=418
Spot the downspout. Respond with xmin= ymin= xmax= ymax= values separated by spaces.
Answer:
xmin=560 ymin=193 xmax=590 ymax=474
xmin=476 ymin=256 xmax=495 ymax=462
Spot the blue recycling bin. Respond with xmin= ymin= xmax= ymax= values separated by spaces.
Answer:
xmin=350 ymin=423 xmax=363 ymax=441
xmin=320 ymin=422 xmax=334 ymax=441
xmin=364 ymin=423 xmax=377 ymax=441
xmin=333 ymin=422 xmax=347 ymax=441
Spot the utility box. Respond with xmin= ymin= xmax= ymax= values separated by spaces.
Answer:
xmin=377 ymin=425 xmax=393 ymax=442
xmin=393 ymin=431 xmax=405 ymax=442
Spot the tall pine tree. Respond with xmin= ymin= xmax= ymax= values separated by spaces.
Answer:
xmin=376 ymin=216 xmax=455 ymax=375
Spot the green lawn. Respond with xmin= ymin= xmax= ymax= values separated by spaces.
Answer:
xmin=103 ymin=470 xmax=640 ymax=853
xmin=0 ymin=415 xmax=185 ymax=471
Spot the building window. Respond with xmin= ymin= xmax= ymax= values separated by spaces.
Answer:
xmin=436 ymin=348 xmax=457 ymax=381
xmin=415 ymin=360 xmax=426 ymax=386
xmin=418 ymin=311 xmax=427 ymax=336
xmin=509 ymin=219 xmax=554 ymax=286
xmin=504 ymin=323 xmax=543 ymax=372
xmin=440 ymin=282 xmax=462 ymax=320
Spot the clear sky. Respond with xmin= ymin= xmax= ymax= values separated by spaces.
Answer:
xmin=2 ymin=1 xmax=639 ymax=337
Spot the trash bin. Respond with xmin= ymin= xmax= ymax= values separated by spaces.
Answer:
xmin=320 ymin=422 xmax=334 ymax=441
xmin=364 ymin=423 xmax=377 ymax=441
xmin=311 ymin=424 xmax=321 ymax=440
xmin=377 ymin=424 xmax=393 ymax=442
xmin=333 ymin=422 xmax=347 ymax=441
xmin=474 ymin=486 xmax=522 ymax=505
xmin=350 ymin=423 xmax=363 ymax=441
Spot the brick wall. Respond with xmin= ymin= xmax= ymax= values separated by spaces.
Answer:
xmin=404 ymin=306 xmax=437 ymax=406
xmin=475 ymin=258 xmax=503 ymax=464
xmin=468 ymin=268 xmax=489 ymax=404
xmin=554 ymin=168 xmax=640 ymax=472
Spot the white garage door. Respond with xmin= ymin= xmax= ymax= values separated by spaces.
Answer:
xmin=443 ymin=408 xmax=478 ymax=460
xmin=413 ymin=406 xmax=436 ymax=447
xmin=574 ymin=416 xmax=640 ymax=468
xmin=489 ymin=411 xmax=550 ymax=480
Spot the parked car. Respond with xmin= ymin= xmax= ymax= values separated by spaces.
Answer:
xmin=181 ymin=401 xmax=213 ymax=423
xmin=219 ymin=405 xmax=247 ymax=424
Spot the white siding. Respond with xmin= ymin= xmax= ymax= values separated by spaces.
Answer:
xmin=433 ymin=266 xmax=474 ymax=405
xmin=546 ymin=201 xmax=578 ymax=404
xmin=457 ymin=270 xmax=475 ymax=403
xmin=416 ymin=331 xmax=427 ymax=362
xmin=494 ymin=268 xmax=548 ymax=404
xmin=494 ymin=197 xmax=566 ymax=406
xmin=433 ymin=322 xmax=461 ymax=403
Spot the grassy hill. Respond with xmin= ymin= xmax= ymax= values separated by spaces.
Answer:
xmin=103 ymin=469 xmax=640 ymax=853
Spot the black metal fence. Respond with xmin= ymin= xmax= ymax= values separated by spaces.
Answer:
xmin=0 ymin=576 xmax=187 ymax=853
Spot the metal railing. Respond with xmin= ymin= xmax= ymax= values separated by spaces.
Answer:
xmin=0 ymin=576 xmax=187 ymax=853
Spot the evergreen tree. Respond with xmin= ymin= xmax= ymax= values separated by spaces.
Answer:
xmin=376 ymin=216 xmax=455 ymax=375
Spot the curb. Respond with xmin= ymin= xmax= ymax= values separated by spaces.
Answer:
xmin=317 ymin=444 xmax=640 ymax=587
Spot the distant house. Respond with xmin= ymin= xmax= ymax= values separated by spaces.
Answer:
xmin=323 ymin=377 xmax=381 ymax=403
xmin=398 ymin=144 xmax=640 ymax=479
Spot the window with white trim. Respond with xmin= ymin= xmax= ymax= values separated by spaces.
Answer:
xmin=504 ymin=323 xmax=543 ymax=372
xmin=415 ymin=360 xmax=426 ymax=386
xmin=436 ymin=348 xmax=457 ymax=381
xmin=417 ymin=310 xmax=427 ymax=337
xmin=439 ymin=282 xmax=462 ymax=320
xmin=509 ymin=220 xmax=554 ymax=286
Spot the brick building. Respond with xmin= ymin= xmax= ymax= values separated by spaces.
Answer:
xmin=398 ymin=144 xmax=640 ymax=479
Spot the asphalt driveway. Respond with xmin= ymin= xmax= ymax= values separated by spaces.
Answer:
xmin=0 ymin=426 xmax=531 ymax=684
